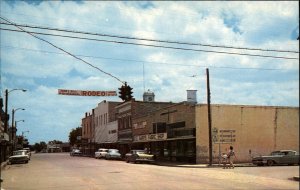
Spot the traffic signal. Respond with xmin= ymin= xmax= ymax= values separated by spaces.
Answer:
xmin=124 ymin=84 xmax=133 ymax=101
xmin=118 ymin=85 xmax=126 ymax=101
xmin=118 ymin=82 xmax=133 ymax=101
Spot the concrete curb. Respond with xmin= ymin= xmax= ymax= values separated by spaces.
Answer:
xmin=155 ymin=162 xmax=255 ymax=168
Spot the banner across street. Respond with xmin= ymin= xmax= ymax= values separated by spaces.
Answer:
xmin=58 ymin=89 xmax=117 ymax=96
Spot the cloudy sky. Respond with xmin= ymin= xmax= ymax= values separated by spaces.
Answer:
xmin=0 ymin=1 xmax=299 ymax=144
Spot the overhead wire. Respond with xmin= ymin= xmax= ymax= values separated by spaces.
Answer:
xmin=0 ymin=16 xmax=125 ymax=84
xmin=1 ymin=22 xmax=299 ymax=54
xmin=0 ymin=27 xmax=298 ymax=60
xmin=1 ymin=45 xmax=294 ymax=71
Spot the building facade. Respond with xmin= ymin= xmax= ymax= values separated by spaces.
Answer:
xmin=81 ymin=110 xmax=94 ymax=156
xmin=132 ymin=102 xmax=197 ymax=163
xmin=196 ymin=104 xmax=299 ymax=164
xmin=94 ymin=100 xmax=120 ymax=149
xmin=116 ymin=100 xmax=175 ymax=156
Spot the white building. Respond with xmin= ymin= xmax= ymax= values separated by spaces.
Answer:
xmin=94 ymin=100 xmax=120 ymax=144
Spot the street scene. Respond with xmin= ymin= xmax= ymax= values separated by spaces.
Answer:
xmin=1 ymin=153 xmax=299 ymax=190
xmin=0 ymin=1 xmax=299 ymax=190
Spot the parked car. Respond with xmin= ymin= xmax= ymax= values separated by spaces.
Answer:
xmin=22 ymin=148 xmax=31 ymax=160
xmin=95 ymin=148 xmax=108 ymax=159
xmin=105 ymin=149 xmax=121 ymax=160
xmin=70 ymin=149 xmax=82 ymax=156
xmin=8 ymin=150 xmax=30 ymax=164
xmin=252 ymin=150 xmax=300 ymax=166
xmin=125 ymin=150 xmax=155 ymax=164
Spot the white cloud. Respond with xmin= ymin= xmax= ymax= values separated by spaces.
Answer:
xmin=1 ymin=1 xmax=298 ymax=144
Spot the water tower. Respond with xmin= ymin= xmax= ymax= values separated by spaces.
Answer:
xmin=187 ymin=90 xmax=197 ymax=104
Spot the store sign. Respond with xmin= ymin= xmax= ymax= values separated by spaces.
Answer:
xmin=58 ymin=89 xmax=117 ymax=96
xmin=133 ymin=121 xmax=147 ymax=129
xmin=134 ymin=133 xmax=167 ymax=142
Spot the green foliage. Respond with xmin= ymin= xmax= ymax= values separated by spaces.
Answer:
xmin=33 ymin=141 xmax=47 ymax=152
xmin=69 ymin=127 xmax=82 ymax=146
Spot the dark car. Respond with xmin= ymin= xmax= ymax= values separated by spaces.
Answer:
xmin=252 ymin=150 xmax=300 ymax=166
xmin=125 ymin=150 xmax=155 ymax=164
xmin=70 ymin=149 xmax=82 ymax=156
xmin=8 ymin=150 xmax=30 ymax=164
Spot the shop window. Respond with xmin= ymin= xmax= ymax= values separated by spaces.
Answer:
xmin=152 ymin=122 xmax=166 ymax=133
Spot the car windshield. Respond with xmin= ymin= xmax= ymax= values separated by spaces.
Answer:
xmin=13 ymin=151 xmax=24 ymax=156
xmin=135 ymin=150 xmax=146 ymax=154
xmin=109 ymin=149 xmax=119 ymax=153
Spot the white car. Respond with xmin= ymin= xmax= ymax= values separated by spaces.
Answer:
xmin=22 ymin=148 xmax=31 ymax=160
xmin=95 ymin=148 xmax=108 ymax=159
xmin=8 ymin=150 xmax=30 ymax=164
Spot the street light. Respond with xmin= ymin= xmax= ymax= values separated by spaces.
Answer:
xmin=21 ymin=130 xmax=29 ymax=149
xmin=4 ymin=88 xmax=26 ymax=132
xmin=11 ymin=108 xmax=25 ymax=151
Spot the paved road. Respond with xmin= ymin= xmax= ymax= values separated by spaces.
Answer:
xmin=1 ymin=153 xmax=299 ymax=190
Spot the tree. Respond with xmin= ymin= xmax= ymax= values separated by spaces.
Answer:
xmin=69 ymin=127 xmax=82 ymax=146
xmin=33 ymin=141 xmax=47 ymax=152
xmin=48 ymin=140 xmax=63 ymax=144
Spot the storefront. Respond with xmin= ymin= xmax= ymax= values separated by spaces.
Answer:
xmin=133 ymin=133 xmax=196 ymax=163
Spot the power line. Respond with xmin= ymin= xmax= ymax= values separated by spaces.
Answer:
xmin=0 ymin=16 xmax=124 ymax=84
xmin=1 ymin=45 xmax=294 ymax=71
xmin=1 ymin=27 xmax=298 ymax=60
xmin=1 ymin=22 xmax=299 ymax=54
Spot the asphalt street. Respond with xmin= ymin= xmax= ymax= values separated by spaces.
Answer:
xmin=1 ymin=153 xmax=299 ymax=190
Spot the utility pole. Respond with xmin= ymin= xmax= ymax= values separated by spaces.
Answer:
xmin=206 ymin=68 xmax=213 ymax=166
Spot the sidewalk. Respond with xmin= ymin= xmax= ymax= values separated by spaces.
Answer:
xmin=0 ymin=161 xmax=8 ymax=170
xmin=155 ymin=161 xmax=255 ymax=168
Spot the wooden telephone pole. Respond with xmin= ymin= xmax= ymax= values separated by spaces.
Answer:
xmin=206 ymin=68 xmax=213 ymax=166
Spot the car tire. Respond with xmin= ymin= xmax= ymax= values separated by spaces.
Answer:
xmin=126 ymin=158 xmax=130 ymax=163
xmin=267 ymin=160 xmax=274 ymax=166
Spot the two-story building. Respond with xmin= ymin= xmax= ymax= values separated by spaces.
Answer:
xmin=94 ymin=100 xmax=120 ymax=150
xmin=132 ymin=101 xmax=196 ymax=163
xmin=115 ymin=99 xmax=175 ymax=156
xmin=81 ymin=110 xmax=94 ymax=156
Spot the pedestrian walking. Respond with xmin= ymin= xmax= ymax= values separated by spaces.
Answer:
xmin=227 ymin=146 xmax=236 ymax=169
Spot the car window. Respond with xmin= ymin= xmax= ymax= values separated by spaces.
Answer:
xmin=109 ymin=149 xmax=119 ymax=153
xmin=13 ymin=151 xmax=23 ymax=156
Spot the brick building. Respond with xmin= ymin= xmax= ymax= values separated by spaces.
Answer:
xmin=132 ymin=102 xmax=196 ymax=163
xmin=115 ymin=99 xmax=175 ymax=156
xmin=81 ymin=110 xmax=94 ymax=156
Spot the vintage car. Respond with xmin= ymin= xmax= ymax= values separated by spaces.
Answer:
xmin=8 ymin=150 xmax=30 ymax=164
xmin=22 ymin=148 xmax=31 ymax=160
xmin=252 ymin=150 xmax=300 ymax=166
xmin=105 ymin=149 xmax=121 ymax=160
xmin=125 ymin=150 xmax=155 ymax=164
xmin=70 ymin=149 xmax=82 ymax=156
xmin=95 ymin=148 xmax=108 ymax=159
